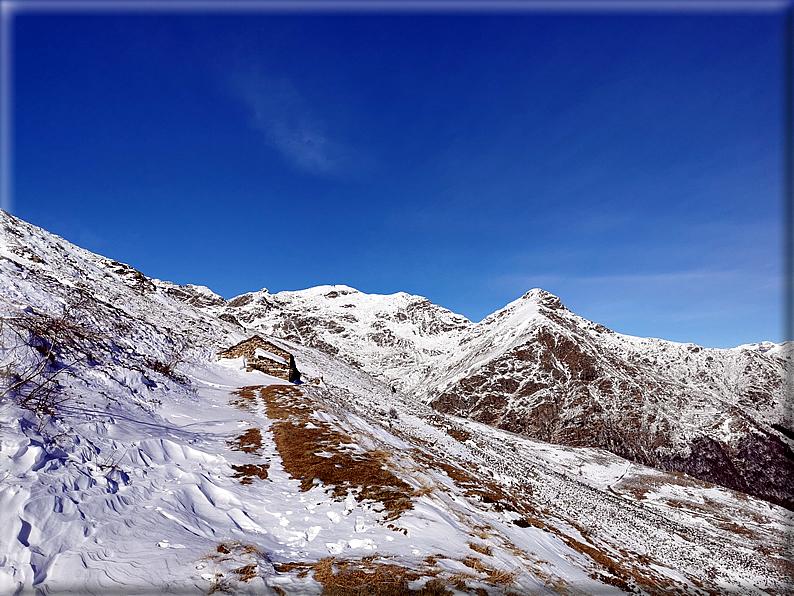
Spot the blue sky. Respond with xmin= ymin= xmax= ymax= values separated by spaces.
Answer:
xmin=8 ymin=5 xmax=787 ymax=347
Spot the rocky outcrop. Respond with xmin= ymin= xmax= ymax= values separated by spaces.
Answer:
xmin=218 ymin=285 xmax=792 ymax=511
xmin=219 ymin=336 xmax=301 ymax=383
xmin=428 ymin=296 xmax=793 ymax=511
xmin=161 ymin=283 xmax=226 ymax=309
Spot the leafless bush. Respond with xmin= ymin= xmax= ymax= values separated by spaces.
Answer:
xmin=145 ymin=334 xmax=189 ymax=383
xmin=0 ymin=300 xmax=97 ymax=421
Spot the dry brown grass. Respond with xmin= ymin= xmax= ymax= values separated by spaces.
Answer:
xmin=232 ymin=384 xmax=415 ymax=521
xmin=259 ymin=385 xmax=413 ymax=520
xmin=231 ymin=385 xmax=701 ymax=595
xmin=616 ymin=469 xmax=710 ymax=502
xmin=487 ymin=566 xmax=519 ymax=585
xmin=445 ymin=427 xmax=471 ymax=442
xmin=468 ymin=542 xmax=492 ymax=556
xmin=461 ymin=556 xmax=489 ymax=574
xmin=228 ymin=427 xmax=263 ymax=454
xmin=459 ymin=555 xmax=519 ymax=588
xmin=214 ymin=541 xmax=264 ymax=557
xmin=560 ymin=531 xmax=699 ymax=595
xmin=385 ymin=523 xmax=409 ymax=536
xmin=276 ymin=556 xmax=424 ymax=595
xmin=273 ymin=555 xmax=523 ymax=595
xmin=429 ymin=459 xmax=520 ymax=514
xmin=204 ymin=541 xmax=269 ymax=593
xmin=227 ymin=386 xmax=272 ymax=485
xmin=508 ymin=510 xmax=699 ymax=596
xmin=273 ymin=562 xmax=312 ymax=578
xmin=446 ymin=572 xmax=474 ymax=591
xmin=229 ymin=385 xmax=264 ymax=412
xmin=230 ymin=463 xmax=269 ymax=484
xmin=232 ymin=564 xmax=257 ymax=582
xmin=412 ymin=483 xmax=434 ymax=498
xmin=317 ymin=557 xmax=421 ymax=595
xmin=512 ymin=514 xmax=555 ymax=532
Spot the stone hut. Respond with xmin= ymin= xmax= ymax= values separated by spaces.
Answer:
xmin=219 ymin=336 xmax=301 ymax=383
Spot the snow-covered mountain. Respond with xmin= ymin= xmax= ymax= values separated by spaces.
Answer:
xmin=1 ymin=210 xmax=792 ymax=595
xmin=213 ymin=285 xmax=472 ymax=393
xmin=213 ymin=281 xmax=793 ymax=511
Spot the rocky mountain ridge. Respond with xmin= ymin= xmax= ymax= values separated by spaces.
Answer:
xmin=199 ymin=279 xmax=794 ymax=510
xmin=2 ymin=209 xmax=793 ymax=594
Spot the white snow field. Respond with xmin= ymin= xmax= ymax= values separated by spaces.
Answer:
xmin=0 ymin=210 xmax=792 ymax=595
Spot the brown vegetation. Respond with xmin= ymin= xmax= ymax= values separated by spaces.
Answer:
xmin=468 ymin=542 xmax=492 ymax=556
xmin=461 ymin=556 xmax=489 ymax=574
xmin=226 ymin=390 xmax=271 ymax=484
xmin=445 ymin=427 xmax=471 ymax=442
xmin=230 ymin=384 xmax=415 ymax=520
xmin=310 ymin=556 xmax=420 ymax=596
xmin=274 ymin=556 xmax=521 ymax=595
xmin=427 ymin=456 xmax=520 ymax=514
xmin=228 ymin=427 xmax=263 ymax=454
xmin=274 ymin=557 xmax=425 ymax=595
xmin=230 ymin=463 xmax=269 ymax=484
xmin=205 ymin=541 xmax=269 ymax=594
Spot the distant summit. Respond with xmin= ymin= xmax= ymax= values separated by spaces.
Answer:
xmin=205 ymin=284 xmax=793 ymax=511
xmin=1 ymin=209 xmax=791 ymax=594
xmin=520 ymin=288 xmax=566 ymax=310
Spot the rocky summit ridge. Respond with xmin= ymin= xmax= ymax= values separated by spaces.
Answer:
xmin=1 ymin=209 xmax=793 ymax=594
xmin=14 ymin=205 xmax=786 ymax=511
xmin=201 ymin=272 xmax=794 ymax=512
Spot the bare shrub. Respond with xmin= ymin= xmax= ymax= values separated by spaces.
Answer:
xmin=0 ymin=301 xmax=98 ymax=421
xmin=145 ymin=335 xmax=189 ymax=383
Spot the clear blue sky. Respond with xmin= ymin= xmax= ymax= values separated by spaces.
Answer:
xmin=9 ymin=5 xmax=787 ymax=347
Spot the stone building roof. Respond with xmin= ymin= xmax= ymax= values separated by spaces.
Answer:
xmin=219 ymin=336 xmax=301 ymax=383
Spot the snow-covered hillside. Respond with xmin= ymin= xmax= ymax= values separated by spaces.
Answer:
xmin=214 ymin=278 xmax=793 ymax=512
xmin=1 ymin=210 xmax=792 ymax=594
xmin=212 ymin=285 xmax=473 ymax=394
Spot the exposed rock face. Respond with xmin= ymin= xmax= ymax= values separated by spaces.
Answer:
xmin=219 ymin=336 xmax=301 ymax=383
xmin=162 ymin=283 xmax=226 ymax=309
xmin=427 ymin=293 xmax=794 ymax=510
xmin=1 ymin=207 xmax=791 ymax=510
xmin=218 ymin=286 xmax=793 ymax=510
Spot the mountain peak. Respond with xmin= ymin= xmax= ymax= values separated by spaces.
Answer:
xmin=1 ymin=212 xmax=791 ymax=594
xmin=520 ymin=288 xmax=565 ymax=310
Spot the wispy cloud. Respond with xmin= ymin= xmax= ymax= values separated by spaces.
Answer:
xmin=232 ymin=71 xmax=350 ymax=176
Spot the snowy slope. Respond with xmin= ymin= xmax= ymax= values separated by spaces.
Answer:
xmin=427 ymin=291 xmax=793 ymax=510
xmin=1 ymin=210 xmax=793 ymax=595
xmin=215 ymin=285 xmax=473 ymax=393
xmin=217 ymin=282 xmax=792 ymax=511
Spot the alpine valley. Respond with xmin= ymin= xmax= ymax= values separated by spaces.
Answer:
xmin=1 ymin=209 xmax=792 ymax=595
